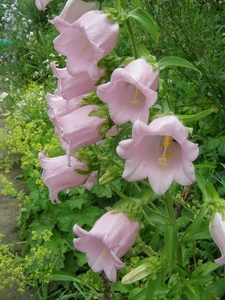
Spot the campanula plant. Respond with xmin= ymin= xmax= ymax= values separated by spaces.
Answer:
xmin=6 ymin=0 xmax=224 ymax=299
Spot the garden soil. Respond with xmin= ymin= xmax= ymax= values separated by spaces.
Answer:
xmin=0 ymin=110 xmax=38 ymax=299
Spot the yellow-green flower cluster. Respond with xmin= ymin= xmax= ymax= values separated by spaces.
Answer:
xmin=0 ymin=174 xmax=17 ymax=196
xmin=24 ymin=230 xmax=55 ymax=284
xmin=0 ymin=234 xmax=26 ymax=293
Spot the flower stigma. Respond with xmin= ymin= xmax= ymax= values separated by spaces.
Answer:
xmin=82 ymin=44 xmax=90 ymax=52
xmin=103 ymin=248 xmax=109 ymax=256
xmin=158 ymin=136 xmax=174 ymax=171
xmin=131 ymin=88 xmax=144 ymax=104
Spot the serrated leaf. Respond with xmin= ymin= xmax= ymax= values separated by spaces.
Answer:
xmin=158 ymin=56 xmax=201 ymax=75
xmin=128 ymin=8 xmax=158 ymax=43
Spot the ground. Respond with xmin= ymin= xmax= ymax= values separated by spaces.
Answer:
xmin=0 ymin=111 xmax=37 ymax=299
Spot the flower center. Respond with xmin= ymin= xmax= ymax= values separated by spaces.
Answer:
xmin=103 ymin=249 xmax=109 ymax=256
xmin=131 ymin=88 xmax=144 ymax=104
xmin=82 ymin=44 xmax=90 ymax=52
xmin=158 ymin=136 xmax=174 ymax=171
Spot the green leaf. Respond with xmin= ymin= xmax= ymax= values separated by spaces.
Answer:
xmin=195 ymin=169 xmax=219 ymax=202
xmin=177 ymin=107 xmax=215 ymax=123
xmin=189 ymin=275 xmax=213 ymax=285
xmin=51 ymin=270 xmax=77 ymax=282
xmin=128 ymin=8 xmax=158 ymax=43
xmin=145 ymin=274 xmax=161 ymax=300
xmin=136 ymin=42 xmax=151 ymax=57
xmin=183 ymin=284 xmax=201 ymax=300
xmin=174 ymin=263 xmax=192 ymax=277
xmin=158 ymin=56 xmax=201 ymax=75
xmin=128 ymin=287 xmax=147 ymax=300
xmin=192 ymin=261 xmax=218 ymax=275
xmin=131 ymin=0 xmax=142 ymax=7
xmin=167 ymin=281 xmax=184 ymax=297
xmin=165 ymin=224 xmax=178 ymax=272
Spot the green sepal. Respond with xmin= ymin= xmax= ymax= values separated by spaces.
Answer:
xmin=73 ymin=168 xmax=91 ymax=175
xmin=128 ymin=8 xmax=158 ymax=43
xmin=99 ymin=165 xmax=123 ymax=185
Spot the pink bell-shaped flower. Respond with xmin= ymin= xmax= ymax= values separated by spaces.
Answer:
xmin=46 ymin=90 xmax=82 ymax=125
xmin=97 ymin=58 xmax=158 ymax=125
xmin=50 ymin=62 xmax=101 ymax=101
xmin=117 ymin=116 xmax=199 ymax=195
xmin=55 ymin=105 xmax=106 ymax=159
xmin=209 ymin=212 xmax=225 ymax=265
xmin=53 ymin=11 xmax=119 ymax=80
xmin=73 ymin=211 xmax=139 ymax=282
xmin=38 ymin=152 xmax=89 ymax=203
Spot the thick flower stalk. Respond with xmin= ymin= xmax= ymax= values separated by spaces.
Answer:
xmin=53 ymin=105 xmax=106 ymax=160
xmin=97 ymin=58 xmax=158 ymax=125
xmin=209 ymin=212 xmax=225 ymax=265
xmin=73 ymin=211 xmax=139 ymax=282
xmin=38 ymin=152 xmax=90 ymax=203
xmin=50 ymin=62 xmax=101 ymax=101
xmin=53 ymin=11 xmax=119 ymax=80
xmin=116 ymin=116 xmax=199 ymax=195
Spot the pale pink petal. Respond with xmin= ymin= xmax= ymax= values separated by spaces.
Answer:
xmin=56 ymin=105 xmax=106 ymax=158
xmin=97 ymin=58 xmax=158 ymax=124
xmin=209 ymin=212 xmax=225 ymax=266
xmin=35 ymin=0 xmax=52 ymax=10
xmin=50 ymin=62 xmax=100 ymax=101
xmin=53 ymin=11 xmax=119 ymax=80
xmin=73 ymin=211 xmax=139 ymax=282
xmin=117 ymin=116 xmax=199 ymax=195
xmin=58 ymin=0 xmax=98 ymax=24
xmin=38 ymin=152 xmax=88 ymax=203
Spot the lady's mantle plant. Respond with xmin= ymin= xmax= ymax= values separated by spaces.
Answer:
xmin=32 ymin=0 xmax=224 ymax=298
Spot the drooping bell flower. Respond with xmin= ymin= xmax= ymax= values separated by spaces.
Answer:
xmin=53 ymin=11 xmax=119 ymax=80
xmin=209 ymin=212 xmax=225 ymax=265
xmin=50 ymin=62 xmax=101 ymax=101
xmin=35 ymin=0 xmax=52 ymax=10
xmin=55 ymin=105 xmax=106 ymax=159
xmin=97 ymin=58 xmax=158 ymax=125
xmin=46 ymin=90 xmax=82 ymax=125
xmin=116 ymin=116 xmax=199 ymax=195
xmin=38 ymin=152 xmax=89 ymax=203
xmin=73 ymin=211 xmax=139 ymax=282
xmin=57 ymin=0 xmax=98 ymax=24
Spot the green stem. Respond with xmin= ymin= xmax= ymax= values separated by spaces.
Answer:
xmin=125 ymin=18 xmax=139 ymax=59
xmin=164 ymin=190 xmax=175 ymax=222
xmin=116 ymin=0 xmax=121 ymax=12
xmin=133 ymin=181 xmax=142 ymax=192
xmin=111 ymin=183 xmax=131 ymax=201
xmin=143 ymin=205 xmax=173 ymax=225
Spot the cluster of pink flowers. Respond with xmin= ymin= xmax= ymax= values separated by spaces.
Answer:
xmin=36 ymin=0 xmax=200 ymax=281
